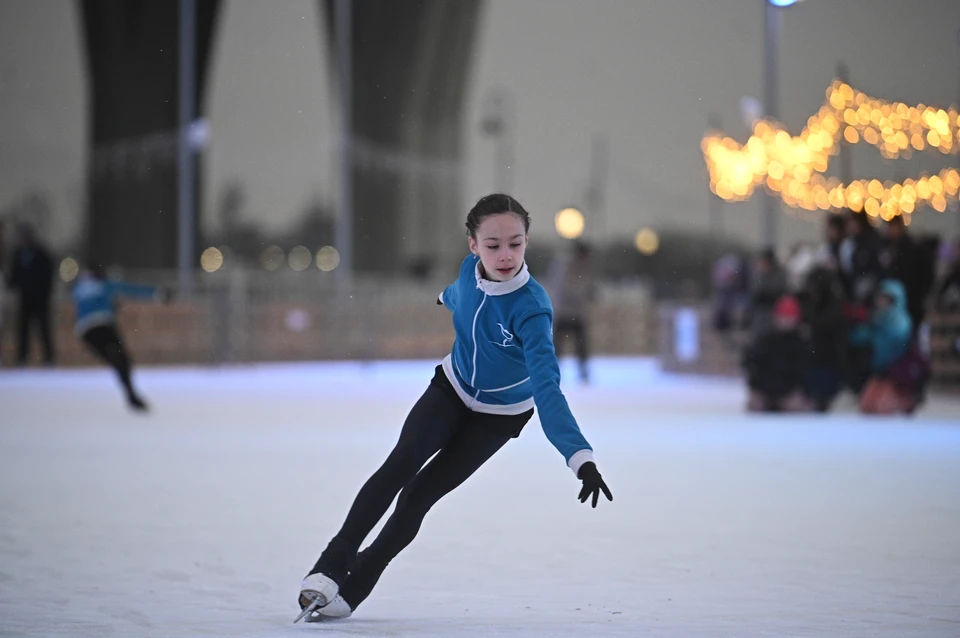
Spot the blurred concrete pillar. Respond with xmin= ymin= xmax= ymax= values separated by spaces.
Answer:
xmin=79 ymin=0 xmax=221 ymax=269
xmin=320 ymin=0 xmax=482 ymax=274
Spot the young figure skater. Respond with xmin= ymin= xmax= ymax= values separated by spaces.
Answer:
xmin=72 ymin=262 xmax=166 ymax=411
xmin=296 ymin=194 xmax=613 ymax=623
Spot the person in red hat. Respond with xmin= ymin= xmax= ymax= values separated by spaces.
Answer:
xmin=742 ymin=294 xmax=814 ymax=412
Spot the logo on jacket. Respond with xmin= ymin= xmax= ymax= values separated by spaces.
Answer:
xmin=491 ymin=323 xmax=517 ymax=348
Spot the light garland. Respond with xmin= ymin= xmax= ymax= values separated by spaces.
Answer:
xmin=702 ymin=80 xmax=960 ymax=221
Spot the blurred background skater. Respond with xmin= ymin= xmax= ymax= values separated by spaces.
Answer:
xmin=6 ymin=223 xmax=55 ymax=366
xmin=71 ymin=262 xmax=168 ymax=412
xmin=547 ymin=240 xmax=596 ymax=383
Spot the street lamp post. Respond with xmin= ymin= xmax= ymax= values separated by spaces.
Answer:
xmin=481 ymin=88 xmax=516 ymax=194
xmin=334 ymin=0 xmax=353 ymax=285
xmin=178 ymin=0 xmax=196 ymax=298
xmin=955 ymin=29 xmax=960 ymax=224
xmin=761 ymin=0 xmax=804 ymax=249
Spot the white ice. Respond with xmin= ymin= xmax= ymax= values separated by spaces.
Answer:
xmin=1 ymin=358 xmax=959 ymax=637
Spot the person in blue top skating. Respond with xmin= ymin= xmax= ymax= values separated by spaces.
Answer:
xmin=296 ymin=194 xmax=612 ymax=623
xmin=71 ymin=262 xmax=166 ymax=412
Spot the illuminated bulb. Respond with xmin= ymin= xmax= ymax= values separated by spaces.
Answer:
xmin=200 ymin=247 xmax=223 ymax=273
xmin=59 ymin=257 xmax=79 ymax=282
xmin=768 ymin=161 xmax=785 ymax=180
xmin=260 ymin=245 xmax=284 ymax=271
xmin=288 ymin=246 xmax=312 ymax=271
xmin=929 ymin=176 xmax=944 ymax=195
xmin=634 ymin=228 xmax=659 ymax=256
xmin=555 ymin=208 xmax=585 ymax=239
xmin=316 ymin=246 xmax=340 ymax=272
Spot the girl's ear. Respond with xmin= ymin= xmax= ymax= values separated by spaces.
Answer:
xmin=468 ymin=236 xmax=479 ymax=256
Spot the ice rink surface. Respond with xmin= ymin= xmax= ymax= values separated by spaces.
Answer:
xmin=1 ymin=357 xmax=959 ymax=637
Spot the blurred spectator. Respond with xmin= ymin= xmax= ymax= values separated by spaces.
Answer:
xmin=6 ymin=223 xmax=55 ymax=366
xmin=711 ymin=253 xmax=749 ymax=334
xmin=850 ymin=279 xmax=912 ymax=372
xmin=743 ymin=295 xmax=812 ymax=413
xmin=801 ymin=266 xmax=846 ymax=412
xmin=546 ymin=240 xmax=595 ymax=383
xmin=883 ymin=217 xmax=936 ymax=332
xmin=935 ymin=238 xmax=960 ymax=311
xmin=838 ymin=211 xmax=885 ymax=303
xmin=821 ymin=214 xmax=846 ymax=270
xmin=745 ymin=248 xmax=787 ymax=340
xmin=784 ymin=242 xmax=818 ymax=292
xmin=850 ymin=279 xmax=928 ymax=414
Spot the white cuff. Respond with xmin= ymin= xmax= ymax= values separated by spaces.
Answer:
xmin=567 ymin=449 xmax=595 ymax=477
xmin=438 ymin=291 xmax=445 ymax=305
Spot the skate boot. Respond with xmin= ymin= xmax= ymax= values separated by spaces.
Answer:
xmin=293 ymin=540 xmax=353 ymax=623
xmin=127 ymin=393 xmax=149 ymax=412
xmin=294 ymin=572 xmax=340 ymax=623
xmin=304 ymin=594 xmax=353 ymax=623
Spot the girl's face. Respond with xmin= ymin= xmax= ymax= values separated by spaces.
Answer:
xmin=468 ymin=212 xmax=528 ymax=282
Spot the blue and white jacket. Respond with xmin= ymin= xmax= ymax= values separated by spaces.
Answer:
xmin=439 ymin=254 xmax=594 ymax=475
xmin=72 ymin=275 xmax=158 ymax=335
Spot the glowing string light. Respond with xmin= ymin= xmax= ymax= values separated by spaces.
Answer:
xmin=702 ymin=79 xmax=960 ymax=218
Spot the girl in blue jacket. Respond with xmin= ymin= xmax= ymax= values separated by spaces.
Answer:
xmin=296 ymin=194 xmax=612 ymax=623
xmin=72 ymin=263 xmax=164 ymax=411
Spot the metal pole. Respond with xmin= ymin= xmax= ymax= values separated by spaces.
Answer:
xmin=762 ymin=1 xmax=780 ymax=250
xmin=492 ymin=89 xmax=514 ymax=194
xmin=178 ymin=0 xmax=196 ymax=298
xmin=955 ymin=29 xmax=960 ymax=225
xmin=334 ymin=0 xmax=353 ymax=284
xmin=836 ymin=61 xmax=853 ymax=186
xmin=585 ymin=133 xmax=609 ymax=240
xmin=707 ymin=113 xmax=724 ymax=238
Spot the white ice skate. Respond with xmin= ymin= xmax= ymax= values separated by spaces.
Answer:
xmin=293 ymin=572 xmax=339 ymax=623
xmin=304 ymin=594 xmax=352 ymax=623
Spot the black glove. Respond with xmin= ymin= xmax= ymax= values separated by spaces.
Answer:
xmin=577 ymin=461 xmax=613 ymax=508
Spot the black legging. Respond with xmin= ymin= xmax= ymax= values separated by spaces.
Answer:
xmin=314 ymin=366 xmax=533 ymax=610
xmin=17 ymin=298 xmax=55 ymax=364
xmin=81 ymin=325 xmax=137 ymax=400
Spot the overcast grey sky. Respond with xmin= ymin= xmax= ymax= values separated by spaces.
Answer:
xmin=1 ymin=0 xmax=958 ymax=251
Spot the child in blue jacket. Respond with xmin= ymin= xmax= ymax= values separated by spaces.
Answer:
xmin=296 ymin=194 xmax=612 ymax=623
xmin=72 ymin=263 xmax=165 ymax=411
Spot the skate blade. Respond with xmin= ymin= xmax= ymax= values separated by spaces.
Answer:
xmin=305 ymin=612 xmax=347 ymax=623
xmin=293 ymin=592 xmax=327 ymax=624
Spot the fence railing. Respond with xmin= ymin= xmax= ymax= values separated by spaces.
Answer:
xmin=1 ymin=271 xmax=657 ymax=367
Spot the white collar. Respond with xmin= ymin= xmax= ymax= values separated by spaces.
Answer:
xmin=474 ymin=259 xmax=530 ymax=296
